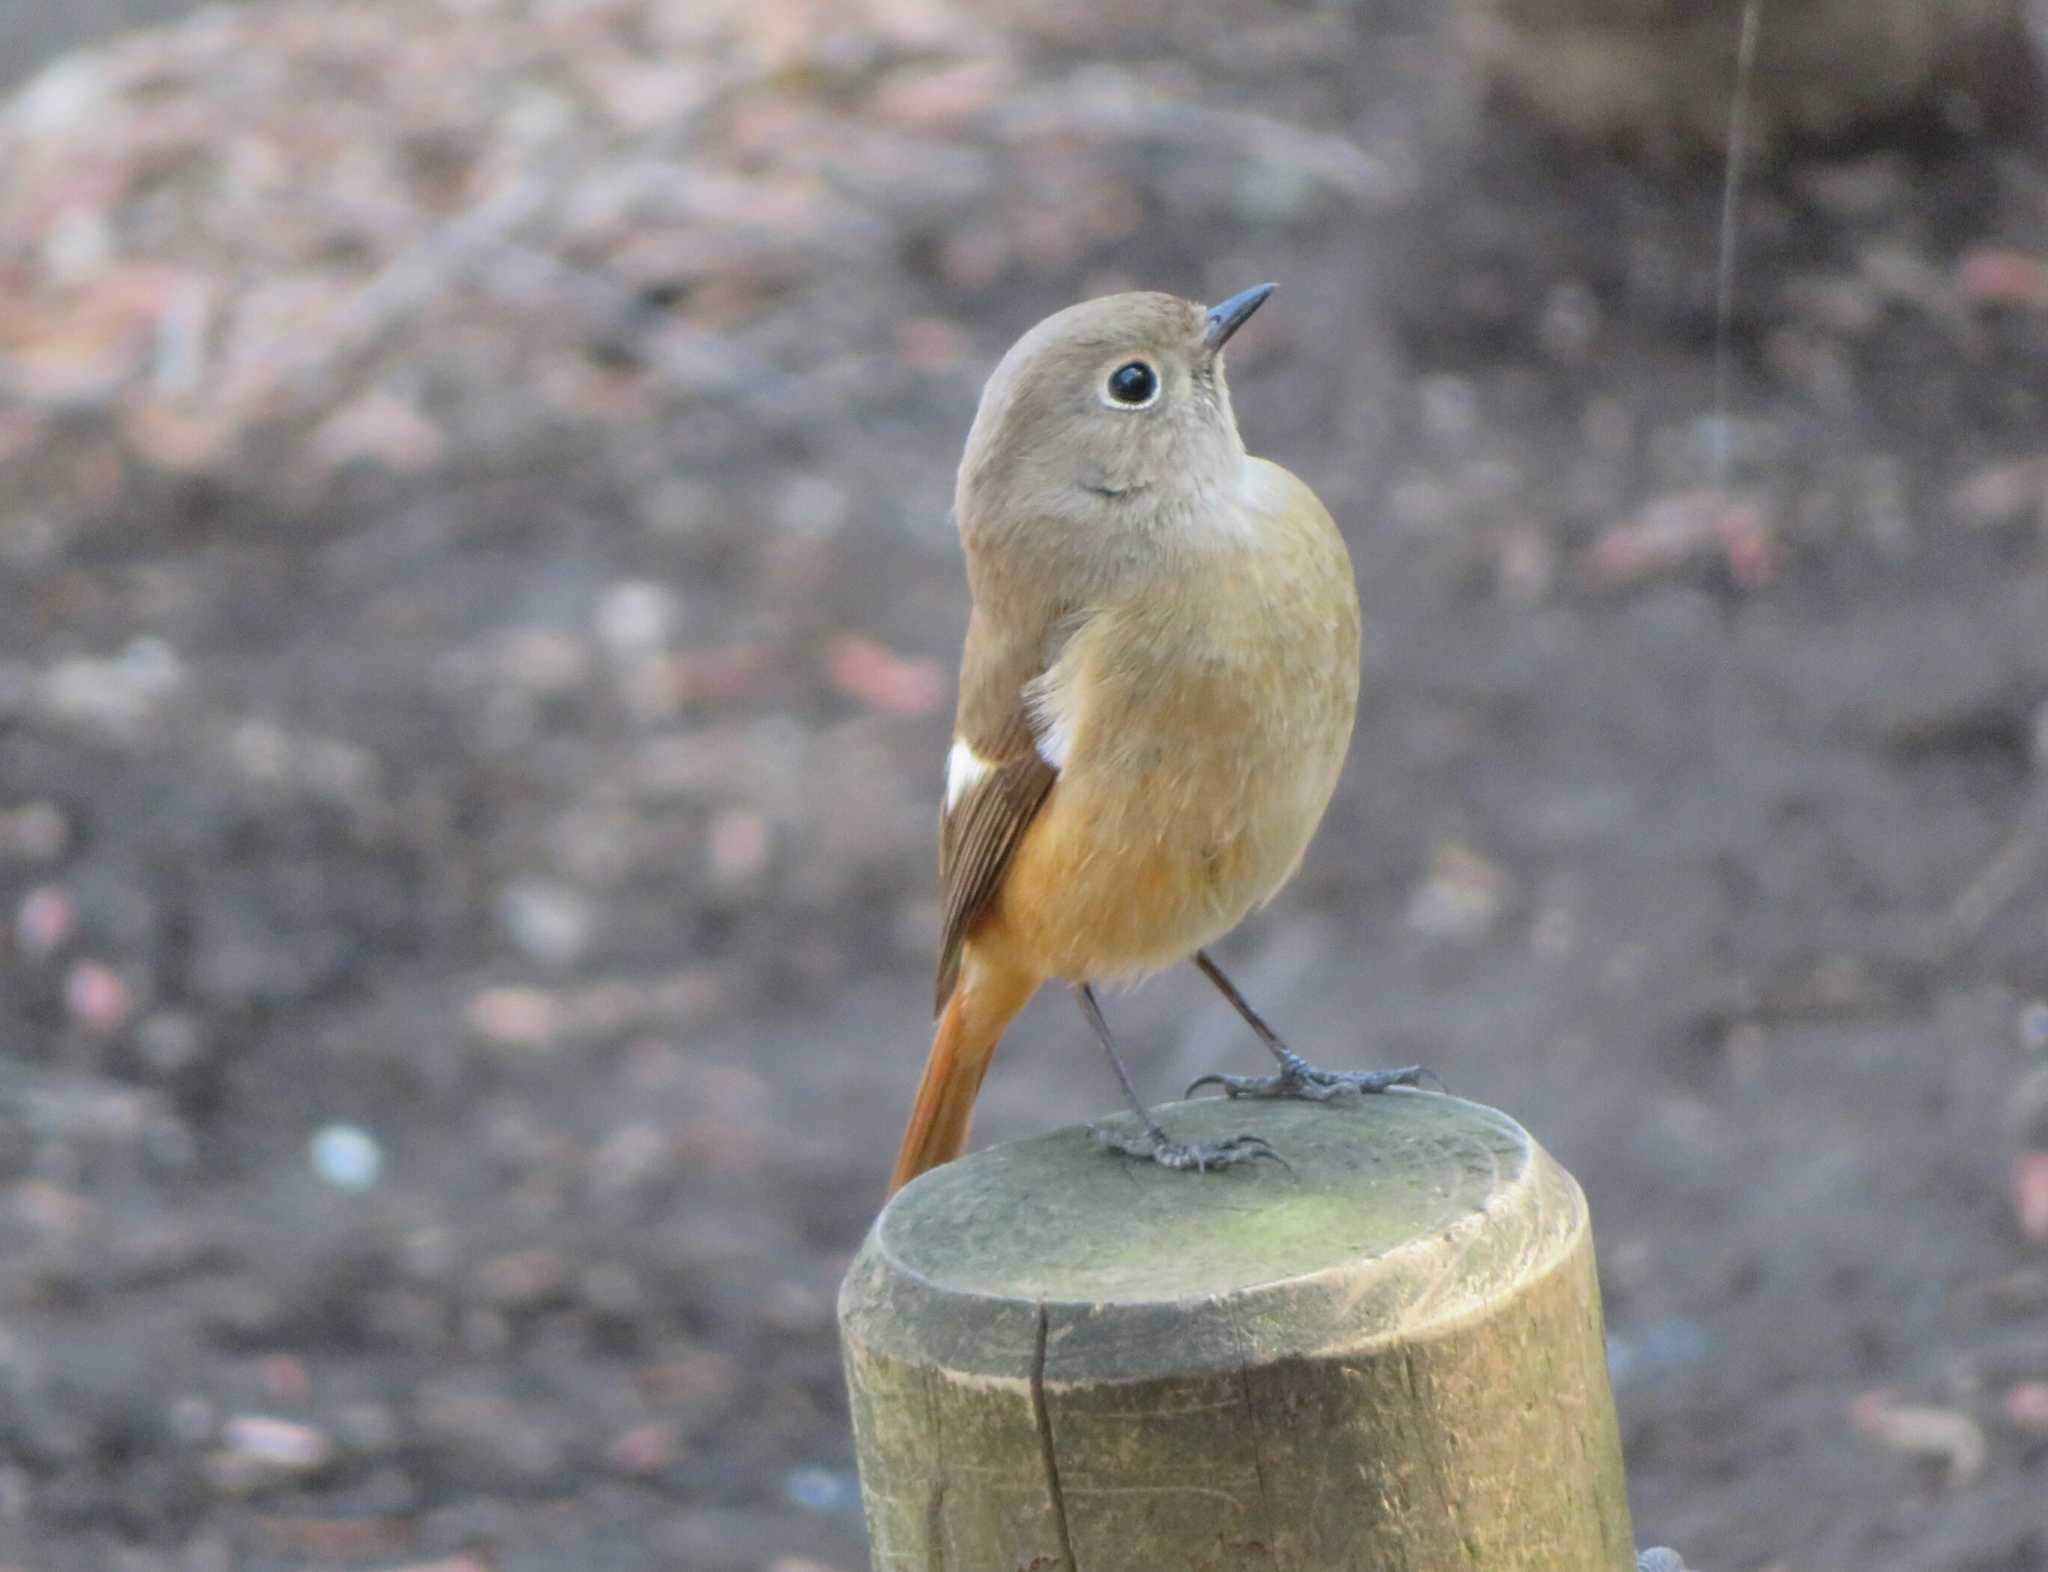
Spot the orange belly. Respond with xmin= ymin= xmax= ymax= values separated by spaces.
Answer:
xmin=985 ymin=773 xmax=1307 ymax=984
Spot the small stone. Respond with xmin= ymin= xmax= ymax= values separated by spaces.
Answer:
xmin=15 ymin=52 xmax=115 ymax=139
xmin=896 ymin=315 xmax=971 ymax=374
xmin=770 ymin=475 xmax=851 ymax=540
xmin=1416 ymin=375 xmax=1478 ymax=447
xmin=784 ymin=1465 xmax=859 ymax=1514
xmin=2012 ymin=1152 xmax=2048 ymax=1244
xmin=258 ymin=1355 xmax=308 ymax=1405
xmin=1801 ymin=155 xmax=1911 ymax=219
xmin=399 ymin=1226 xmax=459 ymax=1283
xmin=12 ymin=1180 xmax=90 ymax=1234
xmin=1784 ymin=273 xmax=1885 ymax=337
xmin=416 ymin=1389 xmax=563 ymax=1486
xmin=309 ymin=391 xmax=446 ymax=475
xmin=464 ymin=987 xmax=560 ymax=1051
xmin=707 ymin=810 xmax=771 ymax=887
xmin=761 ymin=1279 xmax=831 ymax=1335
xmin=15 ymin=885 xmax=76 ymax=961
xmin=608 ymin=1420 xmax=679 ymax=1476
xmin=594 ymin=581 xmax=681 ymax=661
xmin=1847 ymin=1391 xmax=1987 ymax=1486
xmin=496 ymin=879 xmax=594 ymax=969
xmin=1957 ymin=247 xmax=2048 ymax=310
xmin=122 ymin=636 xmax=183 ymax=695
xmin=1491 ymin=523 xmax=1554 ymax=605
xmin=309 ymin=1125 xmax=383 ymax=1191
xmin=1953 ymin=459 xmax=2048 ymax=531
xmin=37 ymin=639 xmax=185 ymax=740
xmin=224 ymin=721 xmax=380 ymax=806
xmin=1538 ymin=281 xmax=1600 ymax=362
xmin=474 ymin=1248 xmax=566 ymax=1310
xmin=1404 ymin=841 xmax=1511 ymax=944
xmin=2005 ymin=1382 xmax=2048 ymax=1432
xmin=207 ymin=1416 xmax=334 ymax=1495
xmin=494 ymin=629 xmax=591 ymax=697
xmin=641 ymin=1346 xmax=740 ymax=1408
xmin=585 ymin=1122 xmax=673 ymax=1198
xmin=1386 ymin=473 xmax=1454 ymax=536
xmin=65 ymin=960 xmax=134 ymax=1035
xmin=0 ymin=800 xmax=69 ymax=862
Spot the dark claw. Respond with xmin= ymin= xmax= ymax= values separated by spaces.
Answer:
xmin=1187 ymin=1061 xmax=1440 ymax=1102
xmin=1091 ymin=1124 xmax=1288 ymax=1174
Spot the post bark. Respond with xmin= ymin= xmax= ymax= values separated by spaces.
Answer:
xmin=838 ymin=1092 xmax=1635 ymax=1571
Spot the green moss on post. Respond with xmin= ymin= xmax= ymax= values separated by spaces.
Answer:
xmin=838 ymin=1093 xmax=1634 ymax=1571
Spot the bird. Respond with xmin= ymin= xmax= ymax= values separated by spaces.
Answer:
xmin=889 ymin=284 xmax=1426 ymax=1197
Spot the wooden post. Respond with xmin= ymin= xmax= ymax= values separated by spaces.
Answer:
xmin=838 ymin=1092 xmax=1634 ymax=1571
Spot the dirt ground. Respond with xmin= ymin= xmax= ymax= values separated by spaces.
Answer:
xmin=2 ymin=2 xmax=2047 ymax=1569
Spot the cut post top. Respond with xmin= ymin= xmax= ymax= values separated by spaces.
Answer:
xmin=842 ymin=1091 xmax=1591 ymax=1385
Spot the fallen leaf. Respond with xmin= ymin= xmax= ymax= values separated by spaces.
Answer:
xmin=1848 ymin=1390 xmax=1987 ymax=1486
xmin=1583 ymin=489 xmax=1777 ymax=591
xmin=2011 ymin=1150 xmax=2048 ymax=1244
xmin=823 ymin=634 xmax=943 ymax=716
xmin=1958 ymin=248 xmax=2048 ymax=311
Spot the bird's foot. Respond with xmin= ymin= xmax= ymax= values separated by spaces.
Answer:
xmin=1091 ymin=1121 xmax=1284 ymax=1174
xmin=1188 ymin=1049 xmax=1441 ymax=1102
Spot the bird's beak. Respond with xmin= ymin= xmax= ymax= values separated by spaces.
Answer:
xmin=1203 ymin=282 xmax=1277 ymax=353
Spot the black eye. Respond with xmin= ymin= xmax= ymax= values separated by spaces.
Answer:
xmin=1105 ymin=361 xmax=1158 ymax=406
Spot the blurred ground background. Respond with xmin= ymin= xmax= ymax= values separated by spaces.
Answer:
xmin=1 ymin=1 xmax=2047 ymax=1569
xmin=0 ymin=0 xmax=206 ymax=89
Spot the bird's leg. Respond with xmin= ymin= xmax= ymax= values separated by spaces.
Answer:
xmin=1074 ymin=983 xmax=1279 ymax=1172
xmin=1185 ymin=949 xmax=1439 ymax=1101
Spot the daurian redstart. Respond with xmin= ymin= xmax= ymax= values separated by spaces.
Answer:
xmin=890 ymin=285 xmax=1425 ymax=1196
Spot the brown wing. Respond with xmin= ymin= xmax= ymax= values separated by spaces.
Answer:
xmin=933 ymin=616 xmax=1061 ymax=1012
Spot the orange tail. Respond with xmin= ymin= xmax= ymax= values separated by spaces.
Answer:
xmin=888 ymin=950 xmax=1038 ymax=1196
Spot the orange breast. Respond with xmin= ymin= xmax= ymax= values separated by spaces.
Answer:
xmin=970 ymin=456 xmax=1360 ymax=986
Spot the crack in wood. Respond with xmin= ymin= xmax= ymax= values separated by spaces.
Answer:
xmin=1030 ymin=1301 xmax=1078 ymax=1572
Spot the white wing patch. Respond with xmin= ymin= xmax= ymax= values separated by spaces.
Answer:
xmin=1023 ymin=668 xmax=1078 ymax=771
xmin=945 ymin=738 xmax=994 ymax=810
